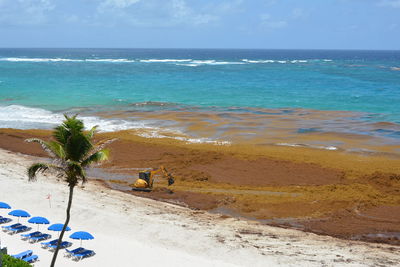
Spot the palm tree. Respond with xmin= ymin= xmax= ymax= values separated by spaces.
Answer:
xmin=26 ymin=115 xmax=114 ymax=267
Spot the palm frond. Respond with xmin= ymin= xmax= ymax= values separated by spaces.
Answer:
xmin=53 ymin=125 xmax=70 ymax=145
xmin=63 ymin=114 xmax=84 ymax=134
xmin=86 ymin=126 xmax=98 ymax=139
xmin=27 ymin=163 xmax=64 ymax=181
xmin=84 ymin=138 xmax=116 ymax=161
xmin=27 ymin=115 xmax=111 ymax=187
xmin=81 ymin=149 xmax=109 ymax=167
xmin=46 ymin=141 xmax=66 ymax=159
xmin=65 ymin=133 xmax=92 ymax=162
xmin=25 ymin=138 xmax=56 ymax=158
xmin=25 ymin=138 xmax=66 ymax=159
xmin=28 ymin=163 xmax=48 ymax=181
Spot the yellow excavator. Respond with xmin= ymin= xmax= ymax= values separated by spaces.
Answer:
xmin=131 ymin=166 xmax=175 ymax=192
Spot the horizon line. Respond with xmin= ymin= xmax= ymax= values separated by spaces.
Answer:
xmin=0 ymin=47 xmax=399 ymax=52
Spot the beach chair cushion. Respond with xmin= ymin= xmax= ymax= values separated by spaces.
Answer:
xmin=41 ymin=239 xmax=58 ymax=248
xmin=10 ymin=225 xmax=31 ymax=234
xmin=29 ymin=233 xmax=51 ymax=242
xmin=23 ymin=255 xmax=39 ymax=263
xmin=2 ymin=223 xmax=21 ymax=231
xmin=0 ymin=217 xmax=12 ymax=224
xmin=49 ymin=241 xmax=72 ymax=250
xmin=73 ymin=249 xmax=95 ymax=260
xmin=21 ymin=231 xmax=42 ymax=239
xmin=65 ymin=247 xmax=85 ymax=257
xmin=12 ymin=250 xmax=33 ymax=260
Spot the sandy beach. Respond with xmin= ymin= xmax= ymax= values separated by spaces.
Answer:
xmin=1 ymin=148 xmax=400 ymax=267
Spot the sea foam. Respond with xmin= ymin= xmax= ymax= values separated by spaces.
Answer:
xmin=140 ymin=59 xmax=192 ymax=63
xmin=0 ymin=57 xmax=135 ymax=63
xmin=0 ymin=105 xmax=229 ymax=145
xmin=85 ymin=59 xmax=135 ymax=63
xmin=0 ymin=57 xmax=84 ymax=62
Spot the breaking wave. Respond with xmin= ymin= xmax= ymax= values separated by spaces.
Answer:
xmin=140 ymin=59 xmax=192 ymax=63
xmin=0 ymin=105 xmax=229 ymax=145
xmin=0 ymin=57 xmax=135 ymax=63
xmin=0 ymin=57 xmax=334 ymax=65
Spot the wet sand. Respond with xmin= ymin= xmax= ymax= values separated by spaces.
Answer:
xmin=0 ymin=128 xmax=399 ymax=246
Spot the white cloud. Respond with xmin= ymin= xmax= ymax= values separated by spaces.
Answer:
xmin=95 ymin=0 xmax=219 ymax=27
xmin=0 ymin=0 xmax=239 ymax=29
xmin=169 ymin=0 xmax=217 ymax=25
xmin=99 ymin=0 xmax=140 ymax=10
xmin=291 ymin=8 xmax=307 ymax=19
xmin=0 ymin=0 xmax=55 ymax=25
xmin=260 ymin=13 xmax=287 ymax=29
xmin=378 ymin=0 xmax=400 ymax=8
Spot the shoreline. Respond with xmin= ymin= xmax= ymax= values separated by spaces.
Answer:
xmin=1 ymin=103 xmax=400 ymax=156
xmin=1 ymin=148 xmax=400 ymax=266
xmin=0 ymin=128 xmax=399 ymax=247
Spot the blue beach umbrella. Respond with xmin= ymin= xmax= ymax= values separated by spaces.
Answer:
xmin=0 ymin=202 xmax=12 ymax=246
xmin=28 ymin=216 xmax=50 ymax=230
xmin=0 ymin=202 xmax=11 ymax=209
xmin=48 ymin=223 xmax=71 ymax=238
xmin=8 ymin=209 xmax=31 ymax=222
xmin=48 ymin=223 xmax=71 ymax=232
xmin=70 ymin=231 xmax=94 ymax=246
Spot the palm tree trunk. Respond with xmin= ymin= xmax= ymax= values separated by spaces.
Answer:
xmin=50 ymin=185 xmax=74 ymax=267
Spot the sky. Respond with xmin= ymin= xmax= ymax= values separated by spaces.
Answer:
xmin=0 ymin=0 xmax=399 ymax=49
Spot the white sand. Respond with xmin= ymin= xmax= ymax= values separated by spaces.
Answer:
xmin=0 ymin=148 xmax=399 ymax=267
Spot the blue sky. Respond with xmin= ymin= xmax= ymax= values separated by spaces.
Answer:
xmin=0 ymin=0 xmax=399 ymax=49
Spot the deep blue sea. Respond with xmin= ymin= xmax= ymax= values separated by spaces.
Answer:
xmin=0 ymin=48 xmax=399 ymax=150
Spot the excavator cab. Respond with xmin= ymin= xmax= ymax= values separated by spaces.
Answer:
xmin=139 ymin=171 xmax=151 ymax=184
xmin=132 ymin=166 xmax=174 ymax=192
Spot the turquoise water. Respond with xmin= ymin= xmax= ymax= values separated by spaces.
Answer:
xmin=0 ymin=48 xmax=399 ymax=147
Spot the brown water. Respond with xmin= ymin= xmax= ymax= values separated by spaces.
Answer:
xmin=94 ymin=106 xmax=400 ymax=156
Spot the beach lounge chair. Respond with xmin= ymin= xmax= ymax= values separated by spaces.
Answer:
xmin=29 ymin=233 xmax=51 ymax=243
xmin=9 ymin=225 xmax=31 ymax=234
xmin=64 ymin=247 xmax=85 ymax=258
xmin=48 ymin=241 xmax=72 ymax=251
xmin=11 ymin=250 xmax=33 ymax=260
xmin=41 ymin=239 xmax=58 ymax=248
xmin=21 ymin=231 xmax=42 ymax=240
xmin=72 ymin=249 xmax=96 ymax=261
xmin=23 ymin=255 xmax=39 ymax=263
xmin=8 ymin=224 xmax=25 ymax=231
xmin=0 ymin=217 xmax=12 ymax=224
xmin=2 ymin=223 xmax=21 ymax=231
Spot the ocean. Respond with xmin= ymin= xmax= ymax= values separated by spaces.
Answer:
xmin=0 ymin=48 xmax=399 ymax=152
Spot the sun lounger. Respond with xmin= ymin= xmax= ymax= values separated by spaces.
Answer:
xmin=8 ymin=225 xmax=25 ymax=231
xmin=2 ymin=223 xmax=21 ymax=231
xmin=29 ymin=233 xmax=51 ymax=243
xmin=23 ymin=255 xmax=39 ymax=263
xmin=9 ymin=225 xmax=31 ymax=234
xmin=41 ymin=239 xmax=58 ymax=248
xmin=64 ymin=247 xmax=85 ymax=258
xmin=0 ymin=217 xmax=12 ymax=224
xmin=48 ymin=241 xmax=72 ymax=251
xmin=72 ymin=249 xmax=95 ymax=261
xmin=21 ymin=231 xmax=42 ymax=240
xmin=11 ymin=250 xmax=33 ymax=260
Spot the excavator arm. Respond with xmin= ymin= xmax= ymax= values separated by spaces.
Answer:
xmin=149 ymin=166 xmax=174 ymax=187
